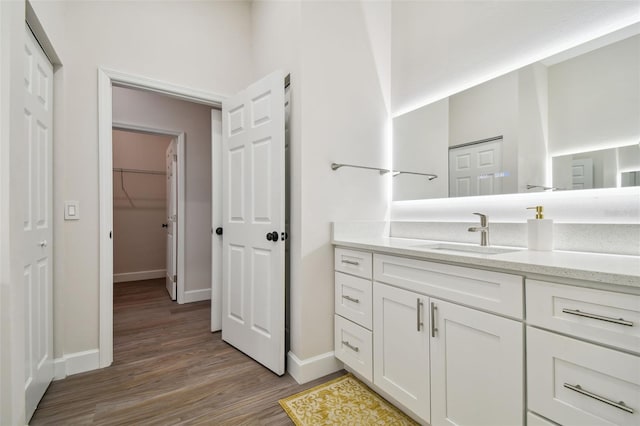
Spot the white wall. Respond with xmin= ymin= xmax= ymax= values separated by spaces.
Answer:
xmin=112 ymin=87 xmax=214 ymax=294
xmin=297 ymin=0 xmax=390 ymax=361
xmin=393 ymin=98 xmax=449 ymax=200
xmin=548 ymin=34 xmax=640 ymax=155
xmin=112 ymin=130 xmax=171 ymax=278
xmin=391 ymin=0 xmax=640 ymax=116
xmin=30 ymin=0 xmax=251 ymax=359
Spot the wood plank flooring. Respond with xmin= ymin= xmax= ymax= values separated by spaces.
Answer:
xmin=30 ymin=279 xmax=344 ymax=425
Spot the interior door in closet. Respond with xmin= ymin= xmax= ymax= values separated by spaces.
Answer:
xmin=165 ymin=140 xmax=177 ymax=300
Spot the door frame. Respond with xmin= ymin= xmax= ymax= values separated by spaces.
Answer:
xmin=98 ymin=68 xmax=224 ymax=368
xmin=111 ymin=122 xmax=186 ymax=302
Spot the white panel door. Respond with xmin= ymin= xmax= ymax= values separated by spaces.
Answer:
xmin=449 ymin=139 xmax=503 ymax=197
xmin=571 ymin=158 xmax=594 ymax=189
xmin=221 ymin=70 xmax=285 ymax=375
xmin=165 ymin=140 xmax=177 ymax=300
xmin=430 ymin=299 xmax=523 ymax=426
xmin=24 ymin=25 xmax=54 ymax=422
xmin=373 ymin=282 xmax=430 ymax=423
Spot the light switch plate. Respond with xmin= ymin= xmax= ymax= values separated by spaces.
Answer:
xmin=64 ymin=201 xmax=80 ymax=220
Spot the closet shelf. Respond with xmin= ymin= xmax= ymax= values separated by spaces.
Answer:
xmin=331 ymin=162 xmax=437 ymax=180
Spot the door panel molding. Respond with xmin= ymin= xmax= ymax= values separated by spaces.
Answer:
xmin=98 ymin=69 xmax=224 ymax=368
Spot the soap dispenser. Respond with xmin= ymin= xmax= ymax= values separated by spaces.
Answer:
xmin=526 ymin=206 xmax=553 ymax=251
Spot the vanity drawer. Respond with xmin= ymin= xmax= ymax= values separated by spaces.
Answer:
xmin=335 ymin=248 xmax=372 ymax=279
xmin=334 ymin=314 xmax=372 ymax=382
xmin=527 ymin=280 xmax=640 ymax=354
xmin=528 ymin=327 xmax=640 ymax=426
xmin=335 ymin=272 xmax=372 ymax=329
xmin=373 ymin=254 xmax=523 ymax=318
xmin=527 ymin=412 xmax=558 ymax=426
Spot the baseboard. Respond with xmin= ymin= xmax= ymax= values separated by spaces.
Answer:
xmin=53 ymin=349 xmax=100 ymax=380
xmin=183 ymin=288 xmax=211 ymax=304
xmin=113 ymin=269 xmax=166 ymax=283
xmin=287 ymin=351 xmax=343 ymax=384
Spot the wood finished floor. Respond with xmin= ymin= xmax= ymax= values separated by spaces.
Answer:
xmin=31 ymin=279 xmax=344 ymax=425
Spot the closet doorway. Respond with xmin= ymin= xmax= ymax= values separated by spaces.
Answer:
xmin=111 ymin=127 xmax=184 ymax=301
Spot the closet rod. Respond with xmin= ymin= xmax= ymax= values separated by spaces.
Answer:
xmin=331 ymin=163 xmax=438 ymax=180
xmin=113 ymin=167 xmax=166 ymax=176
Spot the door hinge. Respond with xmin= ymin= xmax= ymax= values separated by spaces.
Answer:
xmin=173 ymin=154 xmax=177 ymax=162
xmin=173 ymin=275 xmax=177 ymax=283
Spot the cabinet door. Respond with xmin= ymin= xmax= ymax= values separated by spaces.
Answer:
xmin=431 ymin=299 xmax=523 ymax=426
xmin=373 ymin=282 xmax=430 ymax=422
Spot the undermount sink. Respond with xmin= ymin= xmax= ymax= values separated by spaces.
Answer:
xmin=414 ymin=242 xmax=522 ymax=255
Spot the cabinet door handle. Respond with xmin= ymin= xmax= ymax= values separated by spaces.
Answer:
xmin=341 ymin=340 xmax=359 ymax=353
xmin=562 ymin=308 xmax=633 ymax=327
xmin=342 ymin=295 xmax=360 ymax=304
xmin=341 ymin=259 xmax=360 ymax=266
xmin=564 ymin=383 xmax=634 ymax=414
xmin=431 ymin=302 xmax=438 ymax=337
xmin=416 ymin=298 xmax=424 ymax=331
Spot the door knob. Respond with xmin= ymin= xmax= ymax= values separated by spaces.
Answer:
xmin=266 ymin=231 xmax=279 ymax=241
xmin=162 ymin=223 xmax=168 ymax=228
xmin=39 ymin=240 xmax=47 ymax=247
xmin=215 ymin=227 xmax=223 ymax=235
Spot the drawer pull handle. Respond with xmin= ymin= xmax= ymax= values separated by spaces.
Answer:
xmin=341 ymin=259 xmax=360 ymax=266
xmin=562 ymin=308 xmax=633 ymax=327
xmin=564 ymin=383 xmax=634 ymax=414
xmin=431 ymin=302 xmax=438 ymax=337
xmin=342 ymin=295 xmax=360 ymax=304
xmin=416 ymin=299 xmax=424 ymax=331
xmin=342 ymin=340 xmax=359 ymax=353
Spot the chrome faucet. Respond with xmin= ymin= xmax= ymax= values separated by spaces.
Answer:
xmin=468 ymin=212 xmax=490 ymax=246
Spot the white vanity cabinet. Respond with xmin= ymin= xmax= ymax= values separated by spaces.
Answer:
xmin=372 ymin=282 xmax=525 ymax=426
xmin=335 ymin=247 xmax=525 ymax=425
xmin=526 ymin=279 xmax=640 ymax=426
xmin=333 ymin=248 xmax=374 ymax=381
xmin=333 ymin=237 xmax=640 ymax=426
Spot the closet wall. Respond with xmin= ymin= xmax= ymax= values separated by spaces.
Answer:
xmin=112 ymin=86 xmax=213 ymax=301
xmin=112 ymin=130 xmax=172 ymax=282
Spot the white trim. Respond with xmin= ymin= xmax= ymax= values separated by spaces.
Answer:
xmin=99 ymin=67 xmax=225 ymax=370
xmin=52 ymin=349 xmax=100 ymax=381
xmin=113 ymin=269 xmax=166 ymax=283
xmin=210 ymin=110 xmax=223 ymax=331
xmin=98 ymin=69 xmax=114 ymax=368
xmin=286 ymin=351 xmax=343 ymax=384
xmin=183 ymin=288 xmax=212 ymax=304
xmin=176 ymin=133 xmax=186 ymax=305
xmin=112 ymin=121 xmax=181 ymax=137
xmin=53 ymin=358 xmax=67 ymax=381
xmin=103 ymin=67 xmax=227 ymax=106
xmin=111 ymin=122 xmax=186 ymax=304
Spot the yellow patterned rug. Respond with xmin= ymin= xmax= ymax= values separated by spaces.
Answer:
xmin=279 ymin=374 xmax=418 ymax=425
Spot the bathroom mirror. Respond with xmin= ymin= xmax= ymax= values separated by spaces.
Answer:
xmin=392 ymin=27 xmax=640 ymax=201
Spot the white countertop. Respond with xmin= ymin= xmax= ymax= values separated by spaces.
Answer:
xmin=332 ymin=236 xmax=640 ymax=288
